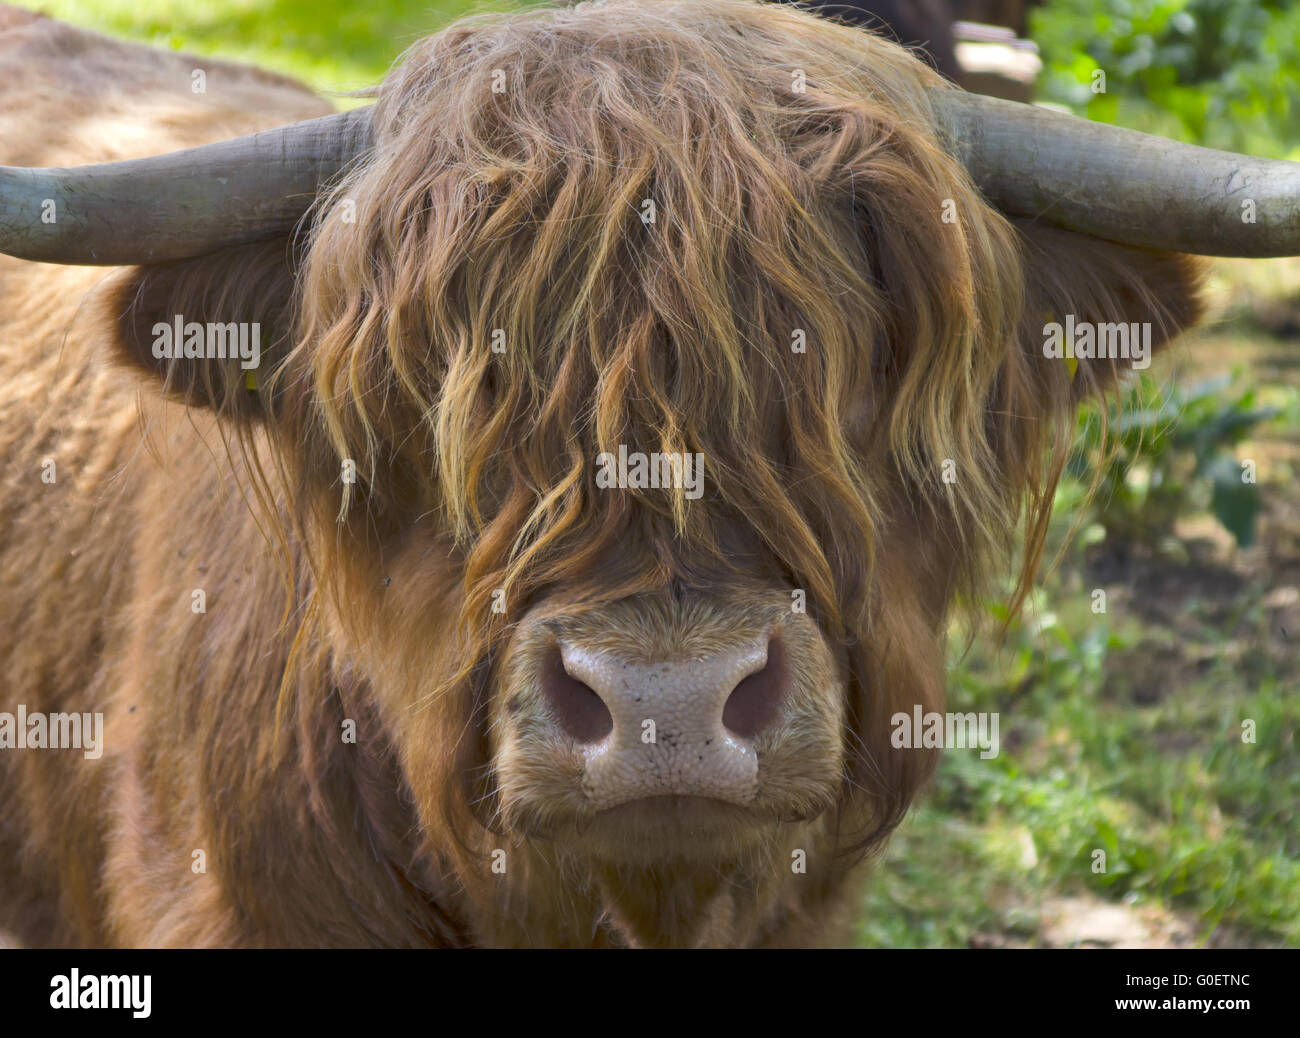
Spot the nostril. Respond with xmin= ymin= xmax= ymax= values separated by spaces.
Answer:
xmin=541 ymin=646 xmax=613 ymax=744
xmin=722 ymin=636 xmax=788 ymax=739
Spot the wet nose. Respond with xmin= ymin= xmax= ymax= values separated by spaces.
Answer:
xmin=540 ymin=633 xmax=789 ymax=808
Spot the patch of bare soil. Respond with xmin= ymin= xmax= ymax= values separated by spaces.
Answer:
xmin=972 ymin=894 xmax=1256 ymax=949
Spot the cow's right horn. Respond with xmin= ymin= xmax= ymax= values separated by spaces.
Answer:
xmin=0 ymin=106 xmax=373 ymax=266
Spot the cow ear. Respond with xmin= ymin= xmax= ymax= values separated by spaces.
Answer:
xmin=1013 ymin=221 xmax=1207 ymax=408
xmin=105 ymin=236 xmax=300 ymax=420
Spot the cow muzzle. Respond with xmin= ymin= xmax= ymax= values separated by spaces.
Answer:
xmin=541 ymin=632 xmax=787 ymax=808
xmin=492 ymin=594 xmax=845 ymax=836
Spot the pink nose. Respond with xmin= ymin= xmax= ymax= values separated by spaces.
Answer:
xmin=540 ymin=634 xmax=788 ymax=808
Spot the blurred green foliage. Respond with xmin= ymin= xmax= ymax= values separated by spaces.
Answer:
xmin=1032 ymin=0 xmax=1300 ymax=158
xmin=1068 ymin=371 xmax=1283 ymax=548
xmin=23 ymin=0 xmax=505 ymax=92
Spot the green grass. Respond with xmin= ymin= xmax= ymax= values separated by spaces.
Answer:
xmin=22 ymin=0 xmax=1300 ymax=948
xmin=862 ymin=577 xmax=1300 ymax=947
xmin=19 ymin=0 xmax=508 ymax=94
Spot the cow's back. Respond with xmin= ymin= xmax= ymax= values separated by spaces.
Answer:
xmin=0 ymin=6 xmax=330 ymax=945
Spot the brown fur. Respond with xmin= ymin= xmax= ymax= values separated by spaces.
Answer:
xmin=0 ymin=1 xmax=1203 ymax=947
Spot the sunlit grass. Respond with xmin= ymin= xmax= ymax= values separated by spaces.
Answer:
xmin=17 ymin=0 xmax=525 ymax=94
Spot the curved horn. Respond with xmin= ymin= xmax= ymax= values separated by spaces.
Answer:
xmin=0 ymin=106 xmax=372 ymax=266
xmin=931 ymin=90 xmax=1300 ymax=257
xmin=2 ymin=89 xmax=1297 ymax=264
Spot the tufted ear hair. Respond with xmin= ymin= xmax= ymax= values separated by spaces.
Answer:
xmin=1013 ymin=222 xmax=1207 ymax=413
xmin=104 ymin=236 xmax=302 ymax=420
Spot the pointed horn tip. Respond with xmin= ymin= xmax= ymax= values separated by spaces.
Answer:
xmin=929 ymin=89 xmax=1300 ymax=258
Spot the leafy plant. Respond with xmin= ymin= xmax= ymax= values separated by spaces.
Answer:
xmin=1066 ymin=370 xmax=1279 ymax=547
xmin=1032 ymin=0 xmax=1300 ymax=158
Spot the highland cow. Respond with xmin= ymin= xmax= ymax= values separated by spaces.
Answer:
xmin=1 ymin=0 xmax=1297 ymax=948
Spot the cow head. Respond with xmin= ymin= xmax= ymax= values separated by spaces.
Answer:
xmin=6 ymin=0 xmax=1296 ymax=946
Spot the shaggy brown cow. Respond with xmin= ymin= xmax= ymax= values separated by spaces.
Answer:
xmin=0 ymin=0 xmax=1296 ymax=948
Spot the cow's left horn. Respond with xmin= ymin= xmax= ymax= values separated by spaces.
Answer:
xmin=931 ymin=90 xmax=1300 ymax=257
xmin=0 ymin=107 xmax=372 ymax=266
